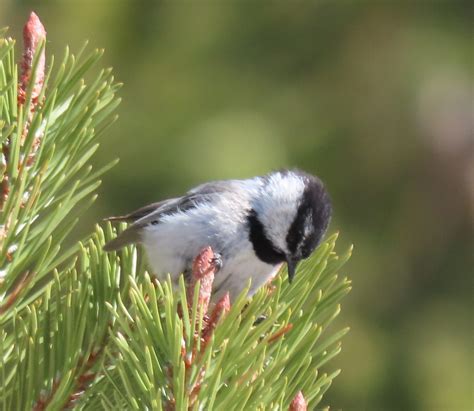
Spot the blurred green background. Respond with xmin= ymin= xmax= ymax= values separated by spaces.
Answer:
xmin=2 ymin=1 xmax=472 ymax=409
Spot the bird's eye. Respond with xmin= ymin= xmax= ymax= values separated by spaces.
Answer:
xmin=300 ymin=241 xmax=315 ymax=259
xmin=301 ymin=248 xmax=311 ymax=259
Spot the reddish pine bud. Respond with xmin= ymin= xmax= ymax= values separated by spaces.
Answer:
xmin=202 ymin=292 xmax=230 ymax=344
xmin=19 ymin=12 xmax=46 ymax=106
xmin=187 ymin=246 xmax=217 ymax=317
xmin=289 ymin=391 xmax=307 ymax=411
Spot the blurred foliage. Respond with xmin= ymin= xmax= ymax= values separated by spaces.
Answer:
xmin=1 ymin=1 xmax=472 ymax=409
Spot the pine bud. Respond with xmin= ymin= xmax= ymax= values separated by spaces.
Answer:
xmin=18 ymin=12 xmax=46 ymax=107
xmin=187 ymin=246 xmax=216 ymax=319
xmin=289 ymin=391 xmax=307 ymax=411
xmin=202 ymin=292 xmax=230 ymax=344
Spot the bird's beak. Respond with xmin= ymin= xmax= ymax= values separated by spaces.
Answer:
xmin=286 ymin=259 xmax=299 ymax=284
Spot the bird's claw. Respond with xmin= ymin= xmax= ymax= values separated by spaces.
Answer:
xmin=209 ymin=254 xmax=223 ymax=272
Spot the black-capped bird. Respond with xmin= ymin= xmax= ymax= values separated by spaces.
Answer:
xmin=104 ymin=170 xmax=332 ymax=301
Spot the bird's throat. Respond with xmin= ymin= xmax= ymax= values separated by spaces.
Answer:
xmin=247 ymin=209 xmax=286 ymax=265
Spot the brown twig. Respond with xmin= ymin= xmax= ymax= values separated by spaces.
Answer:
xmin=268 ymin=323 xmax=293 ymax=344
xmin=32 ymin=378 xmax=60 ymax=411
xmin=60 ymin=348 xmax=103 ymax=409
xmin=31 ymin=341 xmax=107 ymax=410
xmin=202 ymin=292 xmax=230 ymax=345
xmin=0 ymin=271 xmax=33 ymax=315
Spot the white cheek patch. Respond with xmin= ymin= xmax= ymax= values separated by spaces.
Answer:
xmin=254 ymin=172 xmax=306 ymax=254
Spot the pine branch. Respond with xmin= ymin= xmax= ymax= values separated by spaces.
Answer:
xmin=0 ymin=13 xmax=122 ymax=410
xmin=0 ymin=15 xmax=121 ymax=323
xmin=91 ymin=229 xmax=351 ymax=411
xmin=0 ymin=13 xmax=352 ymax=411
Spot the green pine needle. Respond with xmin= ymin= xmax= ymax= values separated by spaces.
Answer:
xmin=0 ymin=24 xmax=352 ymax=411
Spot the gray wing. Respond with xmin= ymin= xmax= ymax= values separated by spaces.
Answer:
xmin=104 ymin=199 xmax=178 ymax=223
xmin=103 ymin=180 xmax=244 ymax=252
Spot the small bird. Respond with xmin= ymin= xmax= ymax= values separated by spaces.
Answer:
xmin=103 ymin=169 xmax=332 ymax=301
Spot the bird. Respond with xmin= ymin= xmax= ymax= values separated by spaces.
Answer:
xmin=103 ymin=169 xmax=332 ymax=302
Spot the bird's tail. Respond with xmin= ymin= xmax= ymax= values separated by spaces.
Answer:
xmin=103 ymin=215 xmax=131 ymax=223
xmin=103 ymin=226 xmax=141 ymax=251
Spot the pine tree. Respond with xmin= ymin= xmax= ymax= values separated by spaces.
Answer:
xmin=0 ymin=13 xmax=352 ymax=410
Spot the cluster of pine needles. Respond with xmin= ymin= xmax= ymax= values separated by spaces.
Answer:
xmin=0 ymin=13 xmax=351 ymax=410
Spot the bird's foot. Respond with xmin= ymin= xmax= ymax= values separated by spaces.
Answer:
xmin=209 ymin=253 xmax=223 ymax=272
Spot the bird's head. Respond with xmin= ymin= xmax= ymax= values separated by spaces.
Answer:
xmin=250 ymin=170 xmax=332 ymax=283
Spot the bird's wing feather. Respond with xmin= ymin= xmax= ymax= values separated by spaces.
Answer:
xmin=104 ymin=199 xmax=178 ymax=223
xmin=103 ymin=180 xmax=245 ymax=252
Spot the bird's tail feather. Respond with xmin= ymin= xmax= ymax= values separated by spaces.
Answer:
xmin=103 ymin=215 xmax=131 ymax=223
xmin=103 ymin=227 xmax=141 ymax=251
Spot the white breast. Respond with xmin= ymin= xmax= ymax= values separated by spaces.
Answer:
xmin=210 ymin=241 xmax=283 ymax=301
xmin=140 ymin=175 xmax=294 ymax=301
xmin=141 ymin=186 xmax=280 ymax=300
